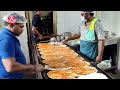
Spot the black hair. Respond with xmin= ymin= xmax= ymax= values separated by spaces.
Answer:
xmin=83 ymin=11 xmax=94 ymax=16
xmin=89 ymin=13 xmax=94 ymax=16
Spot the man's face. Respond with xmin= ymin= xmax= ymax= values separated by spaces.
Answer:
xmin=37 ymin=11 xmax=44 ymax=16
xmin=81 ymin=12 xmax=89 ymax=20
xmin=12 ymin=23 xmax=24 ymax=36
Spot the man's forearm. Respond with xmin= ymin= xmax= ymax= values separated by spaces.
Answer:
xmin=65 ymin=34 xmax=80 ymax=42
xmin=43 ymin=35 xmax=52 ymax=39
xmin=98 ymin=40 xmax=105 ymax=57
xmin=33 ymin=29 xmax=42 ymax=37
xmin=10 ymin=62 xmax=35 ymax=73
xmin=32 ymin=27 xmax=42 ymax=37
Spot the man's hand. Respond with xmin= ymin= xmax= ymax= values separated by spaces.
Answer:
xmin=96 ymin=56 xmax=102 ymax=63
xmin=37 ymin=35 xmax=43 ymax=40
xmin=61 ymin=39 xmax=68 ymax=44
xmin=34 ymin=64 xmax=45 ymax=72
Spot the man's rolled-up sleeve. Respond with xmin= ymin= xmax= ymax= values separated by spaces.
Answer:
xmin=95 ymin=21 xmax=105 ymax=40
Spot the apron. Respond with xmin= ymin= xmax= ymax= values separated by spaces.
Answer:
xmin=80 ymin=40 xmax=98 ymax=61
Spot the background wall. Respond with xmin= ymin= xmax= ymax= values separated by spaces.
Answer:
xmin=57 ymin=11 xmax=81 ymax=35
xmin=57 ymin=11 xmax=96 ymax=35
xmin=96 ymin=11 xmax=120 ymax=37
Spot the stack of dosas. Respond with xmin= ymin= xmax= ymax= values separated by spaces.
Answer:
xmin=37 ymin=43 xmax=107 ymax=79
